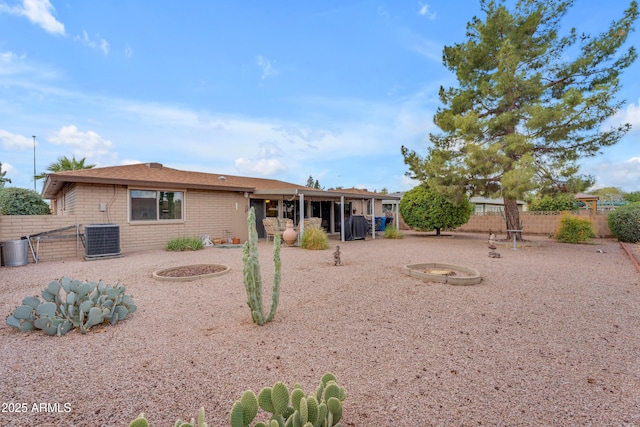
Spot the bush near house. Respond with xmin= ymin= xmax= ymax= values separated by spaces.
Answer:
xmin=384 ymin=225 xmax=404 ymax=239
xmin=166 ymin=236 xmax=205 ymax=251
xmin=301 ymin=226 xmax=329 ymax=250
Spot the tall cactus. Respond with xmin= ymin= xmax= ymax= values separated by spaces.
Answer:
xmin=243 ymin=207 xmax=281 ymax=325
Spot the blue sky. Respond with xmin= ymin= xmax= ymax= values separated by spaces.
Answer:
xmin=1 ymin=0 xmax=638 ymax=194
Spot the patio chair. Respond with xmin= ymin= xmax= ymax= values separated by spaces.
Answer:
xmin=262 ymin=218 xmax=282 ymax=242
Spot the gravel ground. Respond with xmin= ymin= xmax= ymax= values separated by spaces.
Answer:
xmin=1 ymin=231 xmax=639 ymax=427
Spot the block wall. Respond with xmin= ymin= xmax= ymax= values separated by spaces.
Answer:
xmin=456 ymin=211 xmax=612 ymax=237
xmin=0 ymin=216 xmax=84 ymax=263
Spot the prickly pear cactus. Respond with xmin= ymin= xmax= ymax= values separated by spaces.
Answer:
xmin=243 ymin=207 xmax=281 ymax=325
xmin=229 ymin=373 xmax=345 ymax=427
xmin=127 ymin=374 xmax=346 ymax=427
xmin=128 ymin=407 xmax=208 ymax=427
xmin=6 ymin=277 xmax=137 ymax=336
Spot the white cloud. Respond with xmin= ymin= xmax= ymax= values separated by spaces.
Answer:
xmin=256 ymin=55 xmax=279 ymax=80
xmin=0 ymin=51 xmax=27 ymax=76
xmin=394 ymin=24 xmax=442 ymax=63
xmin=400 ymin=173 xmax=420 ymax=189
xmin=0 ymin=49 xmax=65 ymax=83
xmin=0 ymin=0 xmax=65 ymax=35
xmin=257 ymin=141 xmax=284 ymax=159
xmin=0 ymin=161 xmax=16 ymax=175
xmin=418 ymin=3 xmax=437 ymax=20
xmin=0 ymin=129 xmax=34 ymax=149
xmin=586 ymin=157 xmax=640 ymax=192
xmin=273 ymin=126 xmax=326 ymax=144
xmin=100 ymin=38 xmax=109 ymax=56
xmin=124 ymin=43 xmax=133 ymax=59
xmin=48 ymin=125 xmax=114 ymax=159
xmin=75 ymin=30 xmax=109 ymax=56
xmin=616 ymin=100 xmax=640 ymax=131
xmin=0 ymin=51 xmax=21 ymax=63
xmin=234 ymin=141 xmax=287 ymax=176
xmin=410 ymin=37 xmax=442 ymax=62
xmin=235 ymin=157 xmax=286 ymax=176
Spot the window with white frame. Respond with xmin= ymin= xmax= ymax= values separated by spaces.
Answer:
xmin=130 ymin=189 xmax=183 ymax=221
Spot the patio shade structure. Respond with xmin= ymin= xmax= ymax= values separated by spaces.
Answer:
xmin=251 ymin=187 xmax=401 ymax=242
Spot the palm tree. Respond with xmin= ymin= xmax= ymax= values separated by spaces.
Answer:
xmin=36 ymin=155 xmax=95 ymax=180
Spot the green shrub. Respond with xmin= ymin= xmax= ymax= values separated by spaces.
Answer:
xmin=166 ymin=236 xmax=204 ymax=251
xmin=528 ymin=194 xmax=578 ymax=211
xmin=554 ymin=213 xmax=595 ymax=243
xmin=6 ymin=277 xmax=137 ymax=336
xmin=399 ymin=186 xmax=473 ymax=236
xmin=607 ymin=202 xmax=640 ymax=243
xmin=623 ymin=191 xmax=640 ymax=203
xmin=301 ymin=226 xmax=329 ymax=250
xmin=384 ymin=225 xmax=404 ymax=239
xmin=0 ymin=187 xmax=51 ymax=215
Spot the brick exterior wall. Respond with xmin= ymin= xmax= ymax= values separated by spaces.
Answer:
xmin=1 ymin=183 xmax=250 ymax=263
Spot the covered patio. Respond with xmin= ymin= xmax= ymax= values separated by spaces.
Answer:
xmin=248 ymin=187 xmax=401 ymax=242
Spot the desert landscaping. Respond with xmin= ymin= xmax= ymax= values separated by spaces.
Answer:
xmin=1 ymin=231 xmax=639 ymax=426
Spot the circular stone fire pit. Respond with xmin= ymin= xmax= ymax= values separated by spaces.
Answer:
xmin=152 ymin=264 xmax=230 ymax=282
xmin=403 ymin=263 xmax=482 ymax=285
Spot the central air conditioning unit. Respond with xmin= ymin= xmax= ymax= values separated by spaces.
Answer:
xmin=84 ymin=224 xmax=121 ymax=259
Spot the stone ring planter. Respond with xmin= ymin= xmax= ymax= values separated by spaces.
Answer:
xmin=152 ymin=264 xmax=231 ymax=282
xmin=403 ymin=263 xmax=482 ymax=285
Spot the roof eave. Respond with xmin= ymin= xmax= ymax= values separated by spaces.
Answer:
xmin=42 ymin=175 xmax=254 ymax=199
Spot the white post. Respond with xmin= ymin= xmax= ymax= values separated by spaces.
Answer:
xmin=340 ymin=196 xmax=345 ymax=242
xmin=371 ymin=197 xmax=376 ymax=239
xmin=299 ymin=193 xmax=305 ymax=243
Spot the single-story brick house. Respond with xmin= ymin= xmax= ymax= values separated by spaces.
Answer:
xmin=0 ymin=162 xmax=398 ymax=261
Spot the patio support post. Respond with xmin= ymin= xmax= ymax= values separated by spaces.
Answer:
xmin=371 ymin=196 xmax=376 ymax=239
xmin=299 ymin=193 xmax=305 ymax=243
xmin=340 ymin=196 xmax=345 ymax=242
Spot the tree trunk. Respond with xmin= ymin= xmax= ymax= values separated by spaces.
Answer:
xmin=503 ymin=198 xmax=522 ymax=241
xmin=435 ymin=227 xmax=441 ymax=236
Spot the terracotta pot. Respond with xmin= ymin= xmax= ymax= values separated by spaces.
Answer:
xmin=232 ymin=238 xmax=240 ymax=244
xmin=282 ymin=219 xmax=298 ymax=246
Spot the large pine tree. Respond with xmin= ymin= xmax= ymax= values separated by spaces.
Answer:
xmin=402 ymin=0 xmax=638 ymax=239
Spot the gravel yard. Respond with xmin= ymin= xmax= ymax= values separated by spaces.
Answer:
xmin=1 ymin=231 xmax=639 ymax=426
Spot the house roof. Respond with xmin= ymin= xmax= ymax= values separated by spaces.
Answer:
xmin=574 ymin=192 xmax=599 ymax=201
xmin=42 ymin=162 xmax=399 ymax=201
